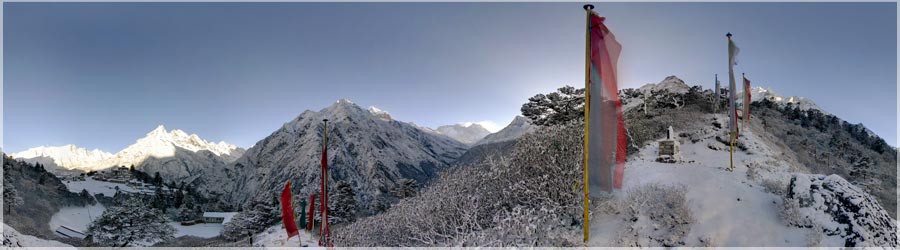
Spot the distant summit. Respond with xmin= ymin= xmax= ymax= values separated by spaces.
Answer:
xmin=638 ymin=75 xmax=690 ymax=94
xmin=435 ymin=123 xmax=492 ymax=145
xmin=12 ymin=126 xmax=245 ymax=179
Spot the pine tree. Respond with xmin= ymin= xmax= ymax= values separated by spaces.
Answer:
xmin=329 ymin=181 xmax=358 ymax=224
xmin=520 ymin=85 xmax=585 ymax=126
xmin=297 ymin=197 xmax=307 ymax=228
xmin=391 ymin=179 xmax=419 ymax=199
xmin=80 ymin=189 xmax=95 ymax=205
xmin=153 ymin=186 xmax=167 ymax=210
xmin=153 ymin=172 xmax=163 ymax=186
xmin=173 ymin=189 xmax=184 ymax=209
xmin=87 ymin=197 xmax=174 ymax=247
xmin=3 ymin=177 xmax=23 ymax=214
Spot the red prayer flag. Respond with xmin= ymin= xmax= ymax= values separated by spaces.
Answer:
xmin=280 ymin=181 xmax=299 ymax=238
xmin=586 ymin=12 xmax=626 ymax=194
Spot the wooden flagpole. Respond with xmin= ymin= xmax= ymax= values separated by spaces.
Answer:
xmin=582 ymin=3 xmax=594 ymax=244
xmin=727 ymin=33 xmax=735 ymax=172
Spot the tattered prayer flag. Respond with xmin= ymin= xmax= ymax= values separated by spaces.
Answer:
xmin=280 ymin=181 xmax=299 ymax=238
xmin=585 ymin=11 xmax=626 ymax=195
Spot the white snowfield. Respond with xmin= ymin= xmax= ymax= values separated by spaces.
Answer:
xmin=63 ymin=177 xmax=142 ymax=197
xmin=253 ymin=223 xmax=317 ymax=248
xmin=589 ymin=113 xmax=896 ymax=247
xmin=48 ymin=203 xmax=106 ymax=233
xmin=2 ymin=223 xmax=75 ymax=248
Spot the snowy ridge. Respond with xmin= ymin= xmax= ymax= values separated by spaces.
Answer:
xmin=474 ymin=116 xmax=535 ymax=146
xmin=12 ymin=126 xmax=245 ymax=185
xmin=744 ymin=87 xmax=829 ymax=115
xmin=102 ymin=125 xmax=245 ymax=168
xmin=638 ymin=75 xmax=690 ymax=95
xmin=219 ymin=99 xmax=467 ymax=206
xmin=368 ymin=106 xmax=392 ymax=121
xmin=10 ymin=144 xmax=113 ymax=171
xmin=435 ymin=123 xmax=492 ymax=145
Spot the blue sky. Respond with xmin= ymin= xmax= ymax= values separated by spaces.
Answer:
xmin=3 ymin=2 xmax=896 ymax=153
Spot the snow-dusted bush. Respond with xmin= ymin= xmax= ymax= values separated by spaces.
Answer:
xmin=761 ymin=179 xmax=786 ymax=196
xmin=334 ymin=120 xmax=585 ymax=246
xmin=614 ymin=183 xmax=693 ymax=247
xmin=776 ymin=196 xmax=812 ymax=228
xmin=87 ymin=197 xmax=175 ymax=247
xmin=221 ymin=201 xmax=280 ymax=241
xmin=779 ymin=174 xmax=897 ymax=247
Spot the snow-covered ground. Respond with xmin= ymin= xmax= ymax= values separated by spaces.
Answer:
xmin=253 ymin=223 xmax=317 ymax=247
xmin=48 ymin=203 xmax=228 ymax=240
xmin=63 ymin=177 xmax=143 ymax=196
xmin=3 ymin=223 xmax=75 ymax=248
xmin=169 ymin=222 xmax=224 ymax=238
xmin=588 ymin=114 xmax=846 ymax=246
xmin=48 ymin=203 xmax=106 ymax=233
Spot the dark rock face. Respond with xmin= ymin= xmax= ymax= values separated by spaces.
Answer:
xmin=786 ymin=174 xmax=897 ymax=247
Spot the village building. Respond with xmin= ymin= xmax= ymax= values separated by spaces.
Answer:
xmin=202 ymin=212 xmax=238 ymax=224
xmin=53 ymin=225 xmax=87 ymax=240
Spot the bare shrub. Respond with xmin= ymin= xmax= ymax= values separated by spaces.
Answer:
xmin=334 ymin=120 xmax=585 ymax=246
xmin=614 ymin=183 xmax=693 ymax=247
xmin=761 ymin=179 xmax=786 ymax=196
xmin=776 ymin=196 xmax=812 ymax=228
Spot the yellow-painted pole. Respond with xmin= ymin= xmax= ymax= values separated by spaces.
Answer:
xmin=729 ymin=131 xmax=735 ymax=171
xmin=582 ymin=3 xmax=594 ymax=244
xmin=727 ymin=33 xmax=735 ymax=172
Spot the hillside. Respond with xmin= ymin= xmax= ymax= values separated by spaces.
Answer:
xmin=217 ymin=99 xmax=468 ymax=208
xmin=334 ymin=77 xmax=897 ymax=247
xmin=2 ymin=155 xmax=93 ymax=241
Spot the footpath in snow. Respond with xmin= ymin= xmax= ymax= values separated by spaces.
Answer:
xmin=589 ymin=114 xmax=816 ymax=246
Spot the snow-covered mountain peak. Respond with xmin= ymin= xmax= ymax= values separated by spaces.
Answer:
xmin=473 ymin=115 xmax=536 ymax=146
xmin=638 ymin=75 xmax=690 ymax=94
xmin=368 ymin=106 xmax=392 ymax=121
xmin=336 ymin=98 xmax=355 ymax=105
xmin=436 ymin=123 xmax=492 ymax=145
xmin=147 ymin=125 xmax=168 ymax=136
xmin=10 ymin=145 xmax=114 ymax=171
xmin=129 ymin=126 xmax=242 ymax=158
xmin=746 ymin=86 xmax=829 ymax=115
xmin=13 ymin=126 xmax=244 ymax=173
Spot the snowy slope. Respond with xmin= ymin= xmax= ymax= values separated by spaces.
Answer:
xmin=48 ymin=203 xmax=106 ymax=234
xmin=436 ymin=123 xmax=492 ymax=145
xmin=2 ymin=223 xmax=75 ymax=248
xmin=218 ymin=99 xmax=468 ymax=206
xmin=253 ymin=223 xmax=317 ymax=247
xmin=588 ymin=112 xmax=896 ymax=247
xmin=474 ymin=116 xmax=535 ymax=146
xmin=11 ymin=144 xmax=113 ymax=171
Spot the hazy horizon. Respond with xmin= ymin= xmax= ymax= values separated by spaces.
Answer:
xmin=4 ymin=2 xmax=896 ymax=153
